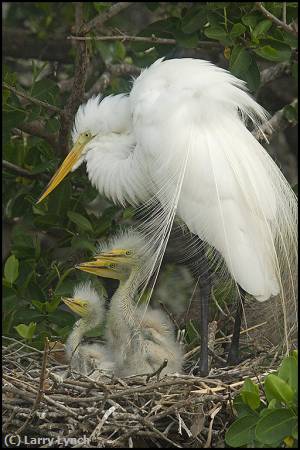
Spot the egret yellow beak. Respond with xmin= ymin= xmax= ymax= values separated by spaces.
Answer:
xmin=62 ymin=297 xmax=89 ymax=317
xmin=76 ymin=258 xmax=122 ymax=280
xmin=36 ymin=132 xmax=94 ymax=204
xmin=93 ymin=249 xmax=132 ymax=264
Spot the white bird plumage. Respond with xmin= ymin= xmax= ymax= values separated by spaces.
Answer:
xmin=39 ymin=57 xmax=298 ymax=356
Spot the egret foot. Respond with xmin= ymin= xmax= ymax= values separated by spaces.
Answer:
xmin=196 ymin=357 xmax=209 ymax=377
xmin=227 ymin=344 xmax=240 ymax=366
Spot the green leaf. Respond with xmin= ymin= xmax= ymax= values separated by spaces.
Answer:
xmin=93 ymin=2 xmax=111 ymax=13
xmin=252 ymin=20 xmax=272 ymax=39
xmin=255 ymin=409 xmax=297 ymax=445
xmin=284 ymin=103 xmax=298 ymax=124
xmin=4 ymin=255 xmax=19 ymax=284
xmin=14 ymin=322 xmax=37 ymax=341
xmin=278 ymin=352 xmax=298 ymax=393
xmin=46 ymin=296 xmax=61 ymax=313
xmin=264 ymin=374 xmax=295 ymax=405
xmin=3 ymin=110 xmax=26 ymax=146
xmin=31 ymin=79 xmax=60 ymax=106
xmin=114 ymin=41 xmax=126 ymax=60
xmin=71 ymin=236 xmax=97 ymax=253
xmin=268 ymin=398 xmax=281 ymax=409
xmin=176 ymin=31 xmax=199 ymax=48
xmin=291 ymin=63 xmax=298 ymax=81
xmin=254 ymin=41 xmax=292 ymax=62
xmin=229 ymin=46 xmax=252 ymax=77
xmin=225 ymin=415 xmax=259 ymax=447
xmin=242 ymin=13 xmax=261 ymax=29
xmin=32 ymin=300 xmax=46 ymax=313
xmin=230 ymin=23 xmax=246 ymax=39
xmin=182 ymin=7 xmax=207 ymax=34
xmin=241 ymin=379 xmax=261 ymax=410
xmin=67 ymin=211 xmax=93 ymax=232
xmin=233 ymin=394 xmax=256 ymax=418
xmin=204 ymin=25 xmax=227 ymax=41
xmin=242 ymin=57 xmax=261 ymax=92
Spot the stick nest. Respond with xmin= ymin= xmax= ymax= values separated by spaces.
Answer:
xmin=3 ymin=337 xmax=280 ymax=448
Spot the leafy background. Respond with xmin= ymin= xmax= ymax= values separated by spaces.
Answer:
xmin=2 ymin=2 xmax=298 ymax=349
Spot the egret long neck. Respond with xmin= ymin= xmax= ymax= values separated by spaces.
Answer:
xmin=85 ymin=133 xmax=150 ymax=206
xmin=107 ymin=267 xmax=141 ymax=338
xmin=65 ymin=319 xmax=86 ymax=359
xmin=65 ymin=313 xmax=101 ymax=359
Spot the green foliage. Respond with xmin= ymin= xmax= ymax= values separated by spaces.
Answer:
xmin=15 ymin=322 xmax=37 ymax=342
xmin=225 ymin=351 xmax=298 ymax=448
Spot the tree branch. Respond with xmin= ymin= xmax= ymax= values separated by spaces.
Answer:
xmin=68 ymin=34 xmax=220 ymax=47
xmin=260 ymin=62 xmax=291 ymax=86
xmin=16 ymin=122 xmax=59 ymax=150
xmin=59 ymin=3 xmax=89 ymax=154
xmin=2 ymin=82 xmax=62 ymax=115
xmin=255 ymin=2 xmax=298 ymax=36
xmin=253 ymin=99 xmax=298 ymax=142
xmin=107 ymin=62 xmax=142 ymax=77
xmin=3 ymin=160 xmax=45 ymax=180
xmin=86 ymin=63 xmax=142 ymax=98
xmin=81 ymin=2 xmax=133 ymax=35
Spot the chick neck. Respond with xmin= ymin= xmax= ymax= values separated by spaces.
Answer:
xmin=107 ymin=263 xmax=142 ymax=338
xmin=66 ymin=310 xmax=102 ymax=358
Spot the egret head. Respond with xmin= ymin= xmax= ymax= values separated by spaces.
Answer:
xmin=76 ymin=230 xmax=147 ymax=281
xmin=62 ymin=281 xmax=105 ymax=324
xmin=36 ymin=94 xmax=131 ymax=204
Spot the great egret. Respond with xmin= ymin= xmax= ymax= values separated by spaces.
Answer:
xmin=63 ymin=281 xmax=115 ymax=377
xmin=38 ymin=58 xmax=298 ymax=375
xmin=76 ymin=230 xmax=183 ymax=377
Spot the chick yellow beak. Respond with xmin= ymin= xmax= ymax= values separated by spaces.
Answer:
xmin=36 ymin=133 xmax=94 ymax=204
xmin=75 ymin=258 xmax=122 ymax=280
xmin=62 ymin=297 xmax=88 ymax=317
xmin=93 ymin=249 xmax=132 ymax=264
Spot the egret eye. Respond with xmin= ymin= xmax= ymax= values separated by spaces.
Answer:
xmin=110 ymin=263 xmax=116 ymax=269
xmin=125 ymin=250 xmax=132 ymax=256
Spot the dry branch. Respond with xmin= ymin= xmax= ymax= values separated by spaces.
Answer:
xmin=260 ymin=62 xmax=291 ymax=86
xmin=253 ymin=99 xmax=298 ymax=142
xmin=69 ymin=34 xmax=221 ymax=49
xmin=255 ymin=2 xmax=298 ymax=36
xmin=3 ymin=160 xmax=40 ymax=179
xmin=81 ymin=2 xmax=133 ymax=35
xmin=3 ymin=82 xmax=61 ymax=115
xmin=59 ymin=3 xmax=89 ymax=154
xmin=16 ymin=122 xmax=59 ymax=150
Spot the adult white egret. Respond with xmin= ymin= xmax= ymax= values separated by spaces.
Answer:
xmin=76 ymin=230 xmax=183 ymax=377
xmin=63 ymin=281 xmax=115 ymax=376
xmin=38 ymin=58 xmax=298 ymax=375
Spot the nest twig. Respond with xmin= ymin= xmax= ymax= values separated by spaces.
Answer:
xmin=2 ymin=336 xmax=280 ymax=448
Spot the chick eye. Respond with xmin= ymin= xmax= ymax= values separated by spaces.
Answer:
xmin=85 ymin=132 xmax=89 ymax=137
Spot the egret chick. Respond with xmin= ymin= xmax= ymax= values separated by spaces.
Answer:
xmin=63 ymin=282 xmax=114 ymax=377
xmin=77 ymin=231 xmax=183 ymax=377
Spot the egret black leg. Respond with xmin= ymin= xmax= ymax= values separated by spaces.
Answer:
xmin=227 ymin=286 xmax=246 ymax=365
xmin=197 ymin=273 xmax=212 ymax=376
xmin=161 ymin=227 xmax=212 ymax=376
